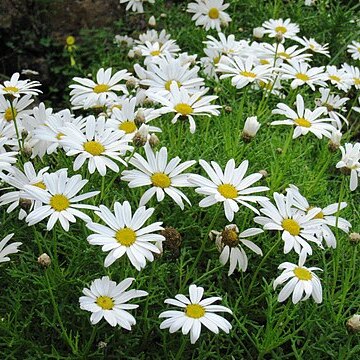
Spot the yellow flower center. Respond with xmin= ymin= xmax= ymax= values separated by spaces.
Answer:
xmin=293 ymin=267 xmax=312 ymax=281
xmin=96 ymin=296 xmax=114 ymax=310
xmin=185 ymin=304 xmax=205 ymax=319
xmin=221 ymin=229 xmax=239 ymax=247
xmin=260 ymin=59 xmax=270 ymax=65
xmin=150 ymin=50 xmax=161 ymax=56
xmin=275 ymin=26 xmax=287 ymax=34
xmin=329 ymin=75 xmax=341 ymax=82
xmin=56 ymin=132 xmax=64 ymax=140
xmin=307 ymin=206 xmax=324 ymax=219
xmin=294 ymin=117 xmax=311 ymax=128
xmin=354 ymin=78 xmax=360 ymax=85
xmin=115 ymin=228 xmax=136 ymax=247
xmin=151 ymin=172 xmax=171 ymax=188
xmin=282 ymin=218 xmax=300 ymax=236
xmin=50 ymin=194 xmax=70 ymax=211
xmin=208 ymin=7 xmax=220 ymax=19
xmin=240 ymin=71 xmax=257 ymax=78
xmin=278 ymin=52 xmax=291 ymax=59
xmin=174 ymin=103 xmax=193 ymax=116
xmin=83 ymin=141 xmax=105 ymax=156
xmin=3 ymin=86 xmax=19 ymax=93
xmin=258 ymin=80 xmax=272 ymax=90
xmin=295 ymin=73 xmax=310 ymax=81
xmin=218 ymin=184 xmax=238 ymax=199
xmin=165 ymin=80 xmax=181 ymax=91
xmin=213 ymin=56 xmax=220 ymax=64
xmin=33 ymin=181 xmax=46 ymax=190
xmin=119 ymin=121 xmax=137 ymax=134
xmin=4 ymin=107 xmax=16 ymax=121
xmin=111 ymin=104 xmax=123 ymax=111
xmin=66 ymin=36 xmax=75 ymax=45
xmin=93 ymin=84 xmax=110 ymax=93
xmin=309 ymin=44 xmax=315 ymax=50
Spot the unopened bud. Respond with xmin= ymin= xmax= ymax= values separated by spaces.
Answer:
xmin=148 ymin=16 xmax=156 ymax=27
xmin=126 ymin=78 xmax=137 ymax=91
xmin=38 ymin=253 xmax=51 ymax=267
xmin=346 ymin=314 xmax=360 ymax=333
xmin=224 ymin=105 xmax=232 ymax=113
xmin=349 ymin=233 xmax=360 ymax=243
xmin=142 ymin=98 xmax=154 ymax=107
xmin=253 ymin=27 xmax=265 ymax=39
xmin=97 ymin=341 xmax=108 ymax=349
xmin=149 ymin=133 xmax=159 ymax=148
xmin=19 ymin=198 xmax=32 ymax=211
xmin=128 ymin=49 xmax=135 ymax=58
xmin=276 ymin=147 xmax=283 ymax=154
xmin=328 ymin=129 xmax=342 ymax=152
xmin=275 ymin=32 xmax=284 ymax=43
xmin=160 ymin=13 xmax=167 ymax=18
xmin=134 ymin=109 xmax=145 ymax=126
xmin=242 ymin=116 xmax=261 ymax=142
xmin=259 ymin=169 xmax=268 ymax=178
xmin=23 ymin=143 xmax=33 ymax=156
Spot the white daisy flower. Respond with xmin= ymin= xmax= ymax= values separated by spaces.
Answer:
xmin=0 ymin=121 xmax=17 ymax=149
xmin=0 ymin=94 xmax=33 ymax=126
xmin=274 ymin=251 xmax=322 ymax=304
xmin=204 ymin=33 xmax=246 ymax=58
xmin=114 ymin=34 xmax=134 ymax=47
xmin=336 ymin=143 xmax=360 ymax=191
xmin=136 ymin=41 xmax=180 ymax=65
xmin=210 ymin=224 xmax=263 ymax=276
xmin=159 ymin=284 xmax=232 ymax=344
xmin=187 ymin=0 xmax=232 ymax=32
xmin=135 ymin=29 xmax=172 ymax=47
xmin=325 ymin=65 xmax=352 ymax=92
xmin=188 ymin=159 xmax=269 ymax=222
xmin=260 ymin=43 xmax=312 ymax=64
xmin=148 ymin=83 xmax=221 ymax=134
xmin=139 ymin=56 xmax=205 ymax=97
xmin=287 ymin=184 xmax=351 ymax=249
xmin=217 ymin=55 xmax=274 ymax=90
xmin=271 ymin=94 xmax=336 ymax=139
xmin=280 ymin=61 xmax=327 ymax=90
xmin=315 ymin=88 xmax=349 ymax=128
xmin=121 ymin=144 xmax=196 ymax=209
xmin=79 ymin=276 xmax=148 ymax=328
xmin=294 ymin=36 xmax=330 ymax=57
xmin=86 ymin=201 xmax=164 ymax=269
xmin=254 ymin=191 xmax=323 ymax=255
xmin=106 ymin=97 xmax=161 ymax=139
xmin=69 ymin=68 xmax=131 ymax=109
xmin=347 ymin=40 xmax=360 ymax=60
xmin=0 ymin=162 xmax=49 ymax=220
xmin=0 ymin=233 xmax=22 ymax=263
xmin=200 ymin=47 xmax=222 ymax=79
xmin=262 ymin=18 xmax=300 ymax=40
xmin=60 ymin=115 xmax=132 ymax=176
xmin=342 ymin=63 xmax=360 ymax=90
xmin=24 ymin=168 xmax=99 ymax=231
xmin=119 ymin=0 xmax=154 ymax=13
xmin=0 ymin=72 xmax=41 ymax=98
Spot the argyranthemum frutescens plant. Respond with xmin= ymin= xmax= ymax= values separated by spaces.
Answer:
xmin=1 ymin=3 xmax=359 ymax=354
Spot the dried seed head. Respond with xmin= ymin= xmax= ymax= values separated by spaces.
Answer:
xmin=346 ymin=314 xmax=360 ymax=333
xmin=349 ymin=232 xmax=360 ymax=243
xmin=38 ymin=253 xmax=51 ymax=267
xmin=221 ymin=228 xmax=239 ymax=247
xmin=276 ymin=147 xmax=283 ymax=154
xmin=224 ymin=105 xmax=232 ymax=113
xmin=126 ymin=78 xmax=137 ymax=91
xmin=149 ymin=133 xmax=160 ymax=148
xmin=275 ymin=32 xmax=284 ymax=43
xmin=134 ymin=109 xmax=145 ymax=126
xmin=160 ymin=227 xmax=182 ymax=258
xmin=19 ymin=198 xmax=32 ymax=211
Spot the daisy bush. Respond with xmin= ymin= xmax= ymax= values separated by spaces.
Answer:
xmin=0 ymin=0 xmax=359 ymax=358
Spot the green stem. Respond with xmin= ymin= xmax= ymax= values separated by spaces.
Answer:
xmin=10 ymin=100 xmax=22 ymax=152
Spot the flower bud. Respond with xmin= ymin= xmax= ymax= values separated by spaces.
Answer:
xmin=346 ymin=314 xmax=360 ymax=333
xmin=253 ymin=27 xmax=265 ymax=39
xmin=224 ymin=105 xmax=232 ymax=113
xmin=19 ymin=198 xmax=32 ymax=211
xmin=275 ymin=32 xmax=284 ymax=43
xmin=148 ymin=16 xmax=156 ymax=27
xmin=160 ymin=227 xmax=182 ymax=258
xmin=126 ymin=78 xmax=137 ymax=91
xmin=38 ymin=253 xmax=51 ymax=267
xmin=134 ymin=109 xmax=145 ymax=126
xmin=328 ymin=129 xmax=342 ymax=152
xmin=258 ymin=169 xmax=268 ymax=178
xmin=349 ymin=232 xmax=360 ymax=243
xmin=128 ymin=49 xmax=135 ymax=59
xmin=133 ymin=124 xmax=149 ymax=147
xmin=242 ymin=116 xmax=261 ymax=142
xmin=149 ymin=133 xmax=159 ymax=148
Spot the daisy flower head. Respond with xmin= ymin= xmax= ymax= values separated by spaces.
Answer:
xmin=287 ymin=184 xmax=351 ymax=248
xmin=262 ymin=18 xmax=300 ymax=41
xmin=86 ymin=201 xmax=164 ymax=269
xmin=187 ymin=0 xmax=232 ymax=32
xmin=325 ymin=65 xmax=352 ymax=92
xmin=336 ymin=143 xmax=360 ymax=191
xmin=210 ymin=224 xmax=263 ymax=276
xmin=0 ymin=233 xmax=22 ymax=264
xmin=204 ymin=33 xmax=247 ymax=58
xmin=136 ymin=40 xmax=180 ymax=65
xmin=188 ymin=159 xmax=269 ymax=222
xmin=217 ymin=56 xmax=274 ymax=90
xmin=60 ymin=115 xmax=132 ymax=176
xmin=347 ymin=40 xmax=360 ymax=60
xmin=107 ymin=97 xmax=161 ymax=140
xmin=0 ymin=72 xmax=41 ymax=98
xmin=148 ymin=83 xmax=221 ymax=134
xmin=254 ymin=191 xmax=323 ymax=256
xmin=0 ymin=141 xmax=18 ymax=172
xmin=69 ymin=68 xmax=131 ymax=109
xmin=342 ymin=63 xmax=360 ymax=90
xmin=114 ymin=34 xmax=134 ymax=47
xmin=159 ymin=284 xmax=232 ymax=344
xmin=0 ymin=121 xmax=17 ymax=150
xmin=260 ymin=43 xmax=312 ymax=64
xmin=135 ymin=29 xmax=172 ymax=47
xmin=0 ymin=161 xmax=49 ymax=220
xmin=294 ymin=36 xmax=330 ymax=57
xmin=280 ymin=60 xmax=327 ymax=90
xmin=79 ymin=276 xmax=148 ymax=327
xmin=25 ymin=168 xmax=99 ymax=231
xmin=119 ymin=0 xmax=154 ymax=13
xmin=274 ymin=251 xmax=323 ymax=304
xmin=121 ymin=144 xmax=196 ymax=209
xmin=315 ymin=88 xmax=349 ymax=128
xmin=271 ymin=94 xmax=336 ymax=139
xmin=0 ymin=94 xmax=33 ymax=127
